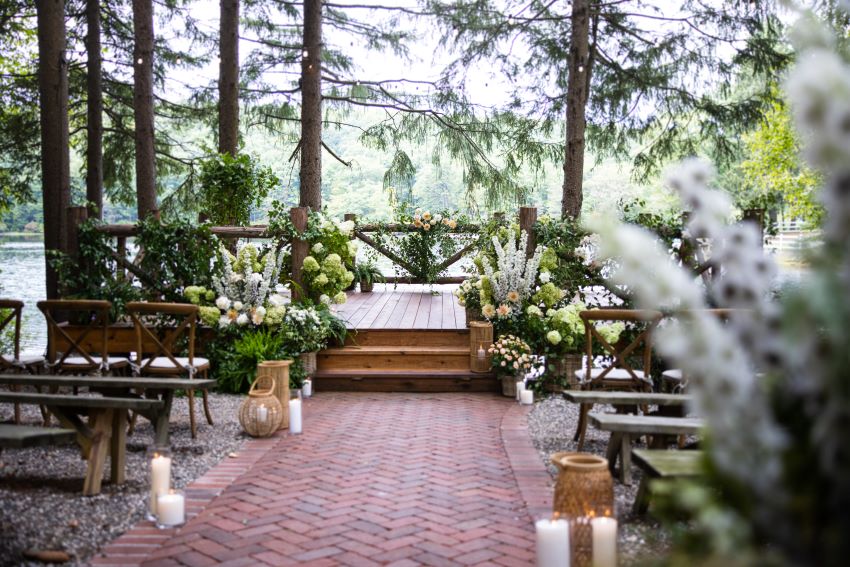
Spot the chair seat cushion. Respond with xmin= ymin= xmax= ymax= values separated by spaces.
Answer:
xmin=662 ymin=369 xmax=683 ymax=381
xmin=574 ymin=367 xmax=650 ymax=383
xmin=2 ymin=353 xmax=44 ymax=366
xmin=140 ymin=357 xmax=210 ymax=371
xmin=60 ymin=356 xmax=129 ymax=367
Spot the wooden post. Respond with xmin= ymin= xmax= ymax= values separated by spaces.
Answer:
xmin=518 ymin=206 xmax=537 ymax=258
xmin=678 ymin=211 xmax=692 ymax=268
xmin=290 ymin=207 xmax=309 ymax=301
xmin=116 ymin=237 xmax=127 ymax=281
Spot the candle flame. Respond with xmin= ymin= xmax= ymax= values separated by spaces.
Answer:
xmin=552 ymin=511 xmax=561 ymax=521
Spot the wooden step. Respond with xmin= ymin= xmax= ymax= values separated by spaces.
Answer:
xmin=317 ymin=346 xmax=471 ymax=372
xmin=344 ymin=329 xmax=470 ymax=348
xmin=313 ymin=370 xmax=499 ymax=393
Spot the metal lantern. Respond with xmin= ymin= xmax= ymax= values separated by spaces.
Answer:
xmin=239 ymin=374 xmax=284 ymax=437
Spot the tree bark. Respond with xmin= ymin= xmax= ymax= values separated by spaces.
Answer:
xmin=561 ymin=0 xmax=590 ymax=220
xmin=86 ymin=0 xmax=103 ymax=219
xmin=299 ymin=0 xmax=323 ymax=210
xmin=36 ymin=0 xmax=71 ymax=299
xmin=133 ymin=0 xmax=157 ymax=219
xmin=218 ymin=0 xmax=239 ymax=156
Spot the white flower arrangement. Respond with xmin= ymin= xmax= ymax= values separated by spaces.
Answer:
xmin=211 ymin=242 xmax=286 ymax=328
xmin=481 ymin=230 xmax=543 ymax=305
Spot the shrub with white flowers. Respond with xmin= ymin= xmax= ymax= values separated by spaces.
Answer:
xmin=210 ymin=243 xmax=286 ymax=328
xmin=300 ymin=215 xmax=356 ymax=304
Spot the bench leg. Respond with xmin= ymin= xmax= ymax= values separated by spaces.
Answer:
xmin=620 ymin=433 xmax=632 ymax=485
xmin=110 ymin=409 xmax=127 ymax=485
xmin=574 ymin=403 xmax=591 ymax=450
xmin=632 ymin=475 xmax=651 ymax=515
xmin=153 ymin=391 xmax=174 ymax=447
xmin=83 ymin=409 xmax=114 ymax=496
xmin=605 ymin=431 xmax=622 ymax=474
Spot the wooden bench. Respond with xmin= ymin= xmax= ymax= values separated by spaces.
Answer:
xmin=631 ymin=449 xmax=704 ymax=515
xmin=0 ymin=391 xmax=163 ymax=495
xmin=588 ymin=412 xmax=703 ymax=485
xmin=564 ymin=390 xmax=693 ymax=449
xmin=0 ymin=424 xmax=76 ymax=449
xmin=0 ymin=375 xmax=216 ymax=446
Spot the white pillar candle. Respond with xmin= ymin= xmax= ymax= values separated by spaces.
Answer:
xmin=256 ymin=404 xmax=268 ymax=423
xmin=156 ymin=490 xmax=185 ymax=527
xmin=289 ymin=398 xmax=302 ymax=434
xmin=520 ymin=389 xmax=534 ymax=405
xmin=535 ymin=518 xmax=570 ymax=567
xmin=477 ymin=346 xmax=486 ymax=359
xmin=149 ymin=454 xmax=171 ymax=515
xmin=591 ymin=517 xmax=618 ymax=567
xmin=302 ymin=379 xmax=312 ymax=398
xmin=516 ymin=381 xmax=526 ymax=401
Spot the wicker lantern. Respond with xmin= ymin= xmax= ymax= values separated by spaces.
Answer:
xmin=551 ymin=452 xmax=614 ymax=567
xmin=239 ymin=375 xmax=284 ymax=437
xmin=257 ymin=360 xmax=292 ymax=429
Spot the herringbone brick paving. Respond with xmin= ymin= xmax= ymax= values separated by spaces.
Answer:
xmin=91 ymin=393 xmax=551 ymax=566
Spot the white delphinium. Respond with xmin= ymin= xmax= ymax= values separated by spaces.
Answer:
xmin=482 ymin=230 xmax=543 ymax=303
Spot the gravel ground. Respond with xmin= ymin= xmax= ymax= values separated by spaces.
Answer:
xmin=0 ymin=390 xmax=247 ymax=566
xmin=527 ymin=394 xmax=674 ymax=565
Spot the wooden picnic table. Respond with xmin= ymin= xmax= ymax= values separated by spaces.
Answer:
xmin=588 ymin=412 xmax=703 ymax=485
xmin=0 ymin=375 xmax=216 ymax=495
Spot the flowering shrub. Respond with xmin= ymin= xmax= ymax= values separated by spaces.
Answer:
xmin=488 ymin=335 xmax=533 ymax=376
xmin=300 ymin=215 xmax=356 ymax=304
xmin=454 ymin=276 xmax=483 ymax=311
xmin=277 ymin=304 xmax=329 ymax=353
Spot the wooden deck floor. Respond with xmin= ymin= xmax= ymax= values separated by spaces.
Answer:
xmin=335 ymin=284 xmax=466 ymax=330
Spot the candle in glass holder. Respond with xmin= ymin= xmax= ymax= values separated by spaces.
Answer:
xmin=520 ymin=388 xmax=534 ymax=405
xmin=535 ymin=517 xmax=570 ymax=567
xmin=289 ymin=398 xmax=302 ymax=434
xmin=256 ymin=404 xmax=268 ymax=424
xmin=303 ymin=379 xmax=313 ymax=398
xmin=156 ymin=490 xmax=185 ymax=528
xmin=591 ymin=516 xmax=617 ymax=567
xmin=149 ymin=452 xmax=171 ymax=516
xmin=477 ymin=345 xmax=486 ymax=359
xmin=516 ymin=380 xmax=526 ymax=401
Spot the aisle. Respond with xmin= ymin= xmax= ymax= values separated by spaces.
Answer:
xmin=92 ymin=393 xmax=551 ymax=566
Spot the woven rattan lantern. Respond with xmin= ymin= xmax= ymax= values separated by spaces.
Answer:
xmin=551 ymin=452 xmax=614 ymax=567
xmin=469 ymin=321 xmax=493 ymax=373
xmin=239 ymin=374 xmax=284 ymax=437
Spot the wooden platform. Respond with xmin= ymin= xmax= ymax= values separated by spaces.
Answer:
xmin=335 ymin=284 xmax=466 ymax=330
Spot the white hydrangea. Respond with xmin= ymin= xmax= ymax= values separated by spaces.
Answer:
xmin=236 ymin=313 xmax=249 ymax=326
xmin=215 ymin=296 xmax=230 ymax=310
xmin=233 ymin=301 xmax=243 ymax=311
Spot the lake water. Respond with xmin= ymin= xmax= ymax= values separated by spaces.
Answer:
xmin=0 ymin=237 xmax=47 ymax=351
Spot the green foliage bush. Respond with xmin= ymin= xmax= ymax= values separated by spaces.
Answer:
xmin=198 ymin=152 xmax=279 ymax=226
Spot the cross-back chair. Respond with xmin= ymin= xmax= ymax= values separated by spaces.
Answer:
xmin=37 ymin=299 xmax=129 ymax=376
xmin=573 ymin=308 xmax=663 ymax=450
xmin=126 ymin=302 xmax=213 ymax=438
xmin=0 ymin=299 xmax=44 ymax=423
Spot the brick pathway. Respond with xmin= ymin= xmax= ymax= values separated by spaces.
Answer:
xmin=91 ymin=393 xmax=551 ymax=566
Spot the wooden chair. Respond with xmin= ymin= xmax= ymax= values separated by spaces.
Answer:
xmin=0 ymin=299 xmax=44 ymax=423
xmin=573 ymin=308 xmax=663 ymax=450
xmin=37 ymin=300 xmax=129 ymax=376
xmin=126 ymin=302 xmax=213 ymax=438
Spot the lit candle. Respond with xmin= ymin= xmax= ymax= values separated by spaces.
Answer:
xmin=520 ymin=389 xmax=534 ymax=405
xmin=535 ymin=517 xmax=570 ymax=567
xmin=302 ymin=379 xmax=312 ymax=398
xmin=477 ymin=345 xmax=486 ymax=359
xmin=256 ymin=404 xmax=268 ymax=424
xmin=591 ymin=517 xmax=617 ymax=567
xmin=156 ymin=490 xmax=185 ymax=528
xmin=149 ymin=453 xmax=171 ymax=516
xmin=289 ymin=398 xmax=302 ymax=434
xmin=516 ymin=380 xmax=526 ymax=401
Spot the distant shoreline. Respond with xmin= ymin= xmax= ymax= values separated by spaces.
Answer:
xmin=0 ymin=233 xmax=43 ymax=239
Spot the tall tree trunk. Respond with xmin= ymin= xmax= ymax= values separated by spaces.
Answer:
xmin=86 ymin=0 xmax=103 ymax=219
xmin=133 ymin=0 xmax=157 ymax=219
xmin=299 ymin=0 xmax=322 ymax=210
xmin=219 ymin=0 xmax=239 ymax=157
xmin=36 ymin=0 xmax=71 ymax=299
xmin=561 ymin=0 xmax=590 ymax=220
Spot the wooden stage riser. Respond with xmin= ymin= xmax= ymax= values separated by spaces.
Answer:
xmin=317 ymin=353 xmax=470 ymax=372
xmin=313 ymin=377 xmax=499 ymax=393
xmin=345 ymin=330 xmax=469 ymax=348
